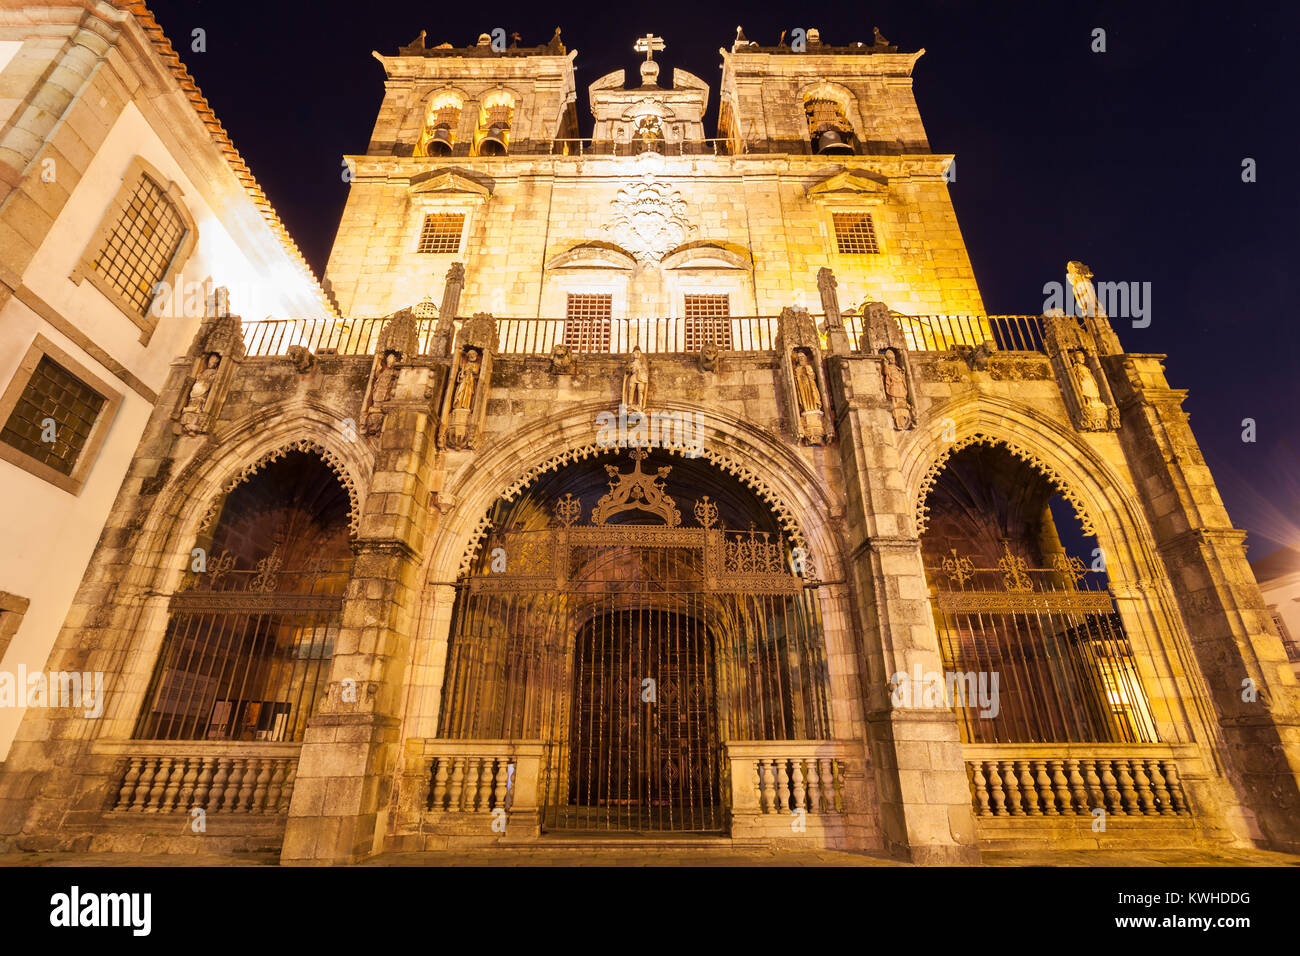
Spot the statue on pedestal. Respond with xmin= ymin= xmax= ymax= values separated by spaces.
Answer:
xmin=179 ymin=352 xmax=221 ymax=435
xmin=623 ymin=346 xmax=649 ymax=411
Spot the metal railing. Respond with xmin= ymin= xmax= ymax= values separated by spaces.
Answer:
xmin=546 ymin=137 xmax=738 ymax=157
xmin=239 ymin=312 xmax=1049 ymax=358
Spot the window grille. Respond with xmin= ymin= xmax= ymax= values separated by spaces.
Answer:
xmin=90 ymin=174 xmax=186 ymax=315
xmin=564 ymin=294 xmax=613 ymax=352
xmin=417 ymin=213 xmax=465 ymax=254
xmin=0 ymin=356 xmax=107 ymax=476
xmin=831 ymin=212 xmax=880 ymax=255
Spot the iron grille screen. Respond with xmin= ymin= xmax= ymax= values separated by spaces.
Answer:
xmin=91 ymin=173 xmax=186 ymax=315
xmin=417 ymin=213 xmax=465 ymax=254
xmin=831 ymin=212 xmax=880 ymax=255
xmin=0 ymin=355 xmax=106 ymax=476
xmin=683 ymin=294 xmax=732 ymax=350
xmin=564 ymin=294 xmax=613 ymax=353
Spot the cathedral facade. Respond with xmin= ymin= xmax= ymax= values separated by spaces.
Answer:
xmin=1 ymin=20 xmax=1298 ymax=865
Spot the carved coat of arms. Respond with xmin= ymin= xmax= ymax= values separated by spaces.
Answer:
xmin=603 ymin=175 xmax=694 ymax=262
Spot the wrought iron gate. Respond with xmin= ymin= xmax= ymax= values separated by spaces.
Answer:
xmin=437 ymin=451 xmax=831 ymax=833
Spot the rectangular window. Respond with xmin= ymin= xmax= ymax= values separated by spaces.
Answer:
xmin=831 ymin=212 xmax=880 ymax=255
xmin=417 ymin=213 xmax=465 ymax=254
xmin=1271 ymin=611 xmax=1300 ymax=662
xmin=683 ymin=294 xmax=732 ymax=350
xmin=0 ymin=335 xmax=123 ymax=494
xmin=0 ymin=355 xmax=107 ymax=477
xmin=564 ymin=294 xmax=613 ymax=353
xmin=90 ymin=174 xmax=187 ymax=316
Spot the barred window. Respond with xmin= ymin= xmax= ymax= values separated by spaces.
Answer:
xmin=1271 ymin=611 xmax=1300 ymax=662
xmin=90 ymin=174 xmax=186 ymax=316
xmin=683 ymin=294 xmax=732 ymax=350
xmin=831 ymin=212 xmax=880 ymax=255
xmin=0 ymin=355 xmax=107 ymax=477
xmin=417 ymin=213 xmax=465 ymax=254
xmin=564 ymin=294 xmax=613 ymax=353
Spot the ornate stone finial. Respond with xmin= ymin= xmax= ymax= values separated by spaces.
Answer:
xmin=870 ymin=27 xmax=897 ymax=52
xmin=205 ymin=286 xmax=230 ymax=318
xmin=547 ymin=27 xmax=565 ymax=54
xmin=1066 ymin=260 xmax=1102 ymax=318
xmin=634 ymin=33 xmax=665 ymax=85
xmin=409 ymin=29 xmax=426 ymax=50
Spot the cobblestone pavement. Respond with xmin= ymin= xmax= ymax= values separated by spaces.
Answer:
xmin=0 ymin=845 xmax=1296 ymax=867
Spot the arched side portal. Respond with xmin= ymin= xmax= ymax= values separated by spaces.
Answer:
xmin=435 ymin=448 xmax=832 ymax=833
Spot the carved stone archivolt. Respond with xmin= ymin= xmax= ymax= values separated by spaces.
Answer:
xmin=174 ymin=288 xmax=243 ymax=437
xmin=777 ymin=307 xmax=834 ymax=445
xmin=915 ymin=432 xmax=1094 ymax=538
xmin=438 ymin=312 xmax=495 ymax=449
xmin=1043 ymin=313 xmax=1120 ymax=432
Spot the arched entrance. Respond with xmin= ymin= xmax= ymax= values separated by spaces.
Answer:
xmin=436 ymin=448 xmax=830 ymax=833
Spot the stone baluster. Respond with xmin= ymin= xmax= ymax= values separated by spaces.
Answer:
xmin=1016 ymin=761 xmax=1040 ymax=815
xmin=266 ymin=760 xmax=286 ymax=813
xmin=145 ymin=757 xmax=172 ymax=812
xmin=1083 ymin=760 xmax=1106 ymax=812
xmin=760 ymin=760 xmax=777 ymax=813
xmin=447 ymin=756 xmax=466 ymax=812
xmin=1114 ymin=760 xmax=1138 ymax=815
xmin=776 ymin=760 xmax=791 ymax=813
xmin=1130 ymin=760 xmax=1156 ymax=815
xmin=820 ymin=760 xmax=837 ymax=812
xmin=1145 ymin=760 xmax=1175 ymax=815
xmin=971 ymin=762 xmax=990 ymax=815
xmin=432 ymin=757 xmax=450 ymax=810
xmin=987 ymin=761 xmax=1007 ymax=815
xmin=251 ymin=759 xmax=273 ymax=813
xmin=1098 ymin=760 xmax=1122 ymax=814
xmin=1000 ymin=761 xmax=1023 ymax=815
xmin=223 ymin=759 xmax=247 ymax=812
xmin=482 ymin=758 xmax=500 ymax=811
xmin=791 ymin=759 xmax=806 ymax=812
xmin=193 ymin=758 xmax=216 ymax=811
xmin=117 ymin=758 xmax=143 ymax=812
xmin=131 ymin=758 xmax=157 ymax=812
xmin=162 ymin=758 xmax=186 ymax=812
xmin=805 ymin=758 xmax=821 ymax=813
xmin=278 ymin=763 xmax=296 ymax=813
xmin=209 ymin=759 xmax=231 ymax=812
xmin=1066 ymin=759 xmax=1089 ymax=815
xmin=1160 ymin=761 xmax=1186 ymax=814
xmin=1048 ymin=760 xmax=1071 ymax=816
xmin=752 ymin=760 xmax=764 ymax=812
xmin=1034 ymin=764 xmax=1055 ymax=816
xmin=177 ymin=758 xmax=199 ymax=810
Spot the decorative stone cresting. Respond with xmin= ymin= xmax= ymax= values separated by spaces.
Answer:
xmin=198 ymin=439 xmax=363 ymax=536
xmin=455 ymin=441 xmax=812 ymax=576
xmin=915 ymin=432 xmax=1094 ymax=537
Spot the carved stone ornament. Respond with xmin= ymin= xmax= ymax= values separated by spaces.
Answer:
xmin=431 ymin=261 xmax=465 ymax=357
xmin=857 ymin=301 xmax=915 ymax=431
xmin=438 ymin=312 xmax=496 ymax=449
xmin=622 ymin=346 xmax=649 ymax=411
xmin=1043 ymin=312 xmax=1120 ymax=432
xmin=777 ymin=307 xmax=834 ymax=445
xmin=173 ymin=288 xmax=244 ymax=437
xmin=603 ymin=175 xmax=694 ymax=262
xmin=286 ymin=344 xmax=315 ymax=374
xmin=550 ymin=342 xmax=575 ymax=375
xmin=698 ymin=341 xmax=720 ymax=373
xmin=592 ymin=448 xmax=681 ymax=526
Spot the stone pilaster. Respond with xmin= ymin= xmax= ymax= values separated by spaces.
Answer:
xmin=829 ymin=353 xmax=980 ymax=863
xmin=280 ymin=363 xmax=441 ymax=864
xmin=1108 ymin=352 xmax=1300 ymax=852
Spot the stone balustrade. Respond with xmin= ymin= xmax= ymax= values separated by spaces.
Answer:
xmin=966 ymin=753 xmax=1189 ymax=818
xmin=106 ymin=748 xmax=298 ymax=815
xmin=727 ymin=741 xmax=852 ymax=817
xmin=411 ymin=740 xmax=544 ymax=821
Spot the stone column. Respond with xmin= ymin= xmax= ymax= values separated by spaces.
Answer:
xmin=828 ymin=354 xmax=980 ymax=863
xmin=1108 ymin=352 xmax=1300 ymax=852
xmin=280 ymin=363 xmax=441 ymax=864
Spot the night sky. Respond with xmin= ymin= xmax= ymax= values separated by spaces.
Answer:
xmin=146 ymin=0 xmax=1300 ymax=558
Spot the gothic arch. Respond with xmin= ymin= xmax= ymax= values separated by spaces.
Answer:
xmin=427 ymin=401 xmax=845 ymax=583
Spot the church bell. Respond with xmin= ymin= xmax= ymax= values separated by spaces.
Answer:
xmin=480 ymin=122 xmax=509 ymax=155
xmin=428 ymin=124 xmax=453 ymax=155
xmin=815 ymin=128 xmax=854 ymax=155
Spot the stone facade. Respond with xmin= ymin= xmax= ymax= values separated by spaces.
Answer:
xmin=1 ymin=24 xmax=1297 ymax=865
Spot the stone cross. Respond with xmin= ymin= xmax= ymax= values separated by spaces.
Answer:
xmin=634 ymin=34 xmax=665 ymax=61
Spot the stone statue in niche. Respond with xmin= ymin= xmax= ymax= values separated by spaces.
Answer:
xmin=362 ymin=349 xmax=400 ymax=436
xmin=777 ymin=306 xmax=833 ymax=445
xmin=882 ymin=349 xmax=913 ymax=429
xmin=793 ymin=351 xmax=822 ymax=413
xmin=623 ymin=346 xmax=649 ymax=411
xmin=453 ymin=348 xmax=480 ymax=410
xmin=1069 ymin=350 xmax=1109 ymax=429
xmin=179 ymin=352 xmax=221 ymax=435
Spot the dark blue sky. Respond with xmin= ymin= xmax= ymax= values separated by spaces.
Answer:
xmin=148 ymin=0 xmax=1300 ymax=557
